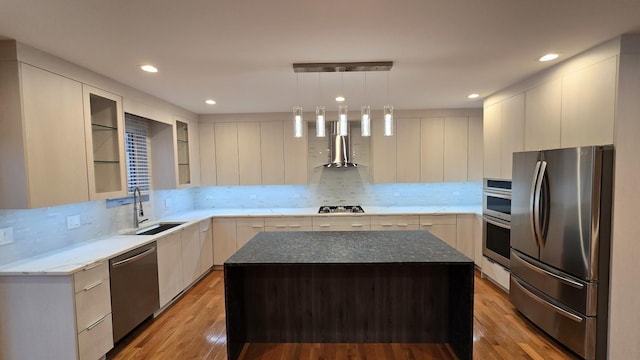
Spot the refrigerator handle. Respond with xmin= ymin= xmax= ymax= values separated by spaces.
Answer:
xmin=533 ymin=160 xmax=547 ymax=249
xmin=530 ymin=160 xmax=542 ymax=248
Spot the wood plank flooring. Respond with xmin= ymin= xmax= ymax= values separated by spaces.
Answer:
xmin=107 ymin=269 xmax=579 ymax=360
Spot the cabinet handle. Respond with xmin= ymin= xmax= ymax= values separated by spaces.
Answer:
xmin=275 ymin=225 xmax=287 ymax=228
xmin=398 ymin=224 xmax=408 ymax=227
xmin=83 ymin=280 xmax=103 ymax=291
xmin=381 ymin=223 xmax=393 ymax=227
xmin=422 ymin=223 xmax=433 ymax=227
xmin=351 ymin=224 xmax=363 ymax=227
xmin=289 ymin=225 xmax=300 ymax=228
xmin=319 ymin=224 xmax=331 ymax=228
xmin=251 ymin=225 xmax=264 ymax=229
xmin=87 ymin=315 xmax=108 ymax=330
xmin=83 ymin=262 xmax=102 ymax=271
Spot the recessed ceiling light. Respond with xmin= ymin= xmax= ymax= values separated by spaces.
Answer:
xmin=336 ymin=96 xmax=346 ymax=102
xmin=205 ymin=99 xmax=216 ymax=105
xmin=140 ymin=64 xmax=158 ymax=73
xmin=467 ymin=93 xmax=480 ymax=99
xmin=539 ymin=53 xmax=559 ymax=62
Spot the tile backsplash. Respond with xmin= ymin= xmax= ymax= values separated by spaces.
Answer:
xmin=0 ymin=180 xmax=479 ymax=266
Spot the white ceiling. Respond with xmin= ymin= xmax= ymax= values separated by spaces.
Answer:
xmin=1 ymin=0 xmax=639 ymax=115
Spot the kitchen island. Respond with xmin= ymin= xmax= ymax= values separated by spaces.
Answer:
xmin=224 ymin=230 xmax=474 ymax=360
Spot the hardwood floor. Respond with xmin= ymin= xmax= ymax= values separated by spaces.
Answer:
xmin=107 ymin=269 xmax=579 ymax=360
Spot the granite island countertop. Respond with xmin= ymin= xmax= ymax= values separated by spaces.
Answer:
xmin=225 ymin=230 xmax=473 ymax=265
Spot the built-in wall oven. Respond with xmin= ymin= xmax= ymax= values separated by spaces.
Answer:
xmin=482 ymin=178 xmax=512 ymax=269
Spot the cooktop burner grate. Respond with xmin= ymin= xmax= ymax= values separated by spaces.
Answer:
xmin=318 ymin=205 xmax=365 ymax=214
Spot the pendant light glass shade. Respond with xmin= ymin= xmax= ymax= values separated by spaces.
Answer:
xmin=293 ymin=106 xmax=304 ymax=138
xmin=383 ymin=105 xmax=393 ymax=136
xmin=338 ymin=104 xmax=348 ymax=136
xmin=361 ymin=106 xmax=371 ymax=137
xmin=315 ymin=106 xmax=326 ymax=137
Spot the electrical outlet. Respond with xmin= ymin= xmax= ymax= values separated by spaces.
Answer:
xmin=0 ymin=227 xmax=14 ymax=246
xmin=165 ymin=199 xmax=172 ymax=208
xmin=67 ymin=215 xmax=81 ymax=229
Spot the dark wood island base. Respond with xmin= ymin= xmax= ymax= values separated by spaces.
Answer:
xmin=224 ymin=231 xmax=474 ymax=360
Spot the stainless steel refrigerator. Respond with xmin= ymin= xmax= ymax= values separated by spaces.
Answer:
xmin=510 ymin=145 xmax=614 ymax=360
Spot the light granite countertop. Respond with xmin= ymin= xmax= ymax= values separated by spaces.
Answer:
xmin=0 ymin=205 xmax=480 ymax=276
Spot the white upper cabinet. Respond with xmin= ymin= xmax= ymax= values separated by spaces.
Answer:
xmin=198 ymin=122 xmax=217 ymax=186
xmin=561 ymin=57 xmax=617 ymax=147
xmin=444 ymin=117 xmax=469 ymax=182
xmin=483 ymin=102 xmax=502 ymax=179
xmin=237 ymin=122 xmax=262 ymax=185
xmin=483 ymin=94 xmax=524 ymax=180
xmin=372 ymin=117 xmax=397 ymax=183
xmin=0 ymin=61 xmax=89 ymax=208
xmin=214 ymin=122 xmax=240 ymax=185
xmin=83 ymin=85 xmax=127 ymax=200
xmin=525 ymin=79 xmax=562 ymax=151
xmin=467 ymin=116 xmax=483 ymax=181
xmin=500 ymin=94 xmax=525 ymax=179
xmin=283 ymin=120 xmax=308 ymax=184
xmin=260 ymin=121 xmax=285 ymax=185
xmin=420 ymin=117 xmax=445 ymax=182
xmin=396 ymin=118 xmax=421 ymax=183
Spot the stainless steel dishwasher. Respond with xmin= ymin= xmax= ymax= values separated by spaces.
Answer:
xmin=109 ymin=241 xmax=160 ymax=343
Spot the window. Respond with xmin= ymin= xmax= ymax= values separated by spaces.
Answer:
xmin=124 ymin=114 xmax=151 ymax=193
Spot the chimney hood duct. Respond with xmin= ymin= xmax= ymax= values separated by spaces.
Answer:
xmin=324 ymin=122 xmax=358 ymax=168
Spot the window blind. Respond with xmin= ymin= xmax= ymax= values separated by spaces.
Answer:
xmin=125 ymin=114 xmax=151 ymax=193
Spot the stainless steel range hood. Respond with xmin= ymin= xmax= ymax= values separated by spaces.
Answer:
xmin=324 ymin=122 xmax=358 ymax=168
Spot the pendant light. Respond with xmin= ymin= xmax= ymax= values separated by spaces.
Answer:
xmin=315 ymin=73 xmax=326 ymax=137
xmin=384 ymin=72 xmax=394 ymax=136
xmin=293 ymin=73 xmax=303 ymax=138
xmin=338 ymin=104 xmax=348 ymax=136
xmin=361 ymin=72 xmax=371 ymax=137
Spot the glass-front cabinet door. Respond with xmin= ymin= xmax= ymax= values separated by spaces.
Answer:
xmin=83 ymin=85 xmax=127 ymax=200
xmin=176 ymin=120 xmax=191 ymax=185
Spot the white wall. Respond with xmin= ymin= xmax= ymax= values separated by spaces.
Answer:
xmin=608 ymin=35 xmax=640 ymax=359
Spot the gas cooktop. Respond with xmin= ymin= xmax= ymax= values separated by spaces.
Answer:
xmin=318 ymin=205 xmax=365 ymax=214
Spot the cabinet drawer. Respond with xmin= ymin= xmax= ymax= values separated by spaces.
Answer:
xmin=313 ymin=216 xmax=370 ymax=231
xmin=77 ymin=313 xmax=114 ymax=360
xmin=265 ymin=217 xmax=313 ymax=229
xmin=75 ymin=278 xmax=111 ymax=331
xmin=73 ymin=262 xmax=108 ymax=293
xmin=419 ymin=214 xmax=457 ymax=225
xmin=236 ymin=217 xmax=264 ymax=228
xmin=370 ymin=215 xmax=419 ymax=226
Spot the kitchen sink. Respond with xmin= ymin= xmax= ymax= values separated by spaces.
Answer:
xmin=131 ymin=222 xmax=185 ymax=235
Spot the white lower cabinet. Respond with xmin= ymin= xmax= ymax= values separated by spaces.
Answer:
xmin=212 ymin=218 xmax=237 ymax=265
xmin=181 ymin=223 xmax=201 ymax=288
xmin=157 ymin=231 xmax=184 ymax=308
xmin=236 ymin=217 xmax=265 ymax=248
xmin=455 ymin=214 xmax=481 ymax=263
xmin=0 ymin=261 xmax=113 ymax=360
xmin=420 ymin=215 xmax=457 ymax=248
xmin=198 ymin=219 xmax=214 ymax=275
xmin=158 ymin=222 xmax=214 ymax=311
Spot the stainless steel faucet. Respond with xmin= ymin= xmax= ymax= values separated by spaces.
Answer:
xmin=133 ymin=187 xmax=148 ymax=228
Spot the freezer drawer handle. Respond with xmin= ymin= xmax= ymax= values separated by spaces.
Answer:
xmin=512 ymin=277 xmax=583 ymax=323
xmin=112 ymin=247 xmax=156 ymax=268
xmin=513 ymin=252 xmax=584 ymax=289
